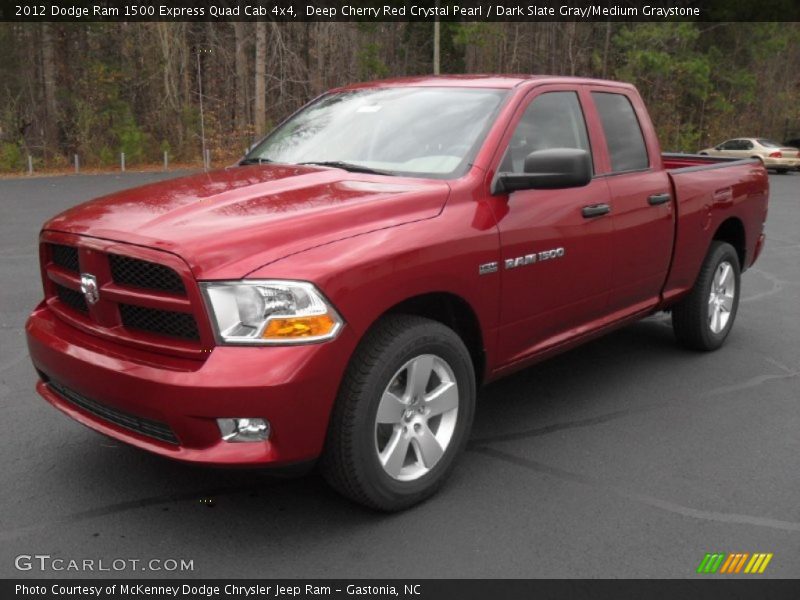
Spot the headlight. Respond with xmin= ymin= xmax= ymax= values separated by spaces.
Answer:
xmin=201 ymin=280 xmax=343 ymax=345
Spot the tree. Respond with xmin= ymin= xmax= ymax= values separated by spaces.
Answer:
xmin=254 ymin=21 xmax=267 ymax=136
xmin=40 ymin=23 xmax=59 ymax=157
xmin=233 ymin=22 xmax=249 ymax=132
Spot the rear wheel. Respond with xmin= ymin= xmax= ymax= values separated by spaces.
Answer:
xmin=776 ymin=168 xmax=788 ymax=174
xmin=321 ymin=315 xmax=475 ymax=511
xmin=672 ymin=241 xmax=741 ymax=351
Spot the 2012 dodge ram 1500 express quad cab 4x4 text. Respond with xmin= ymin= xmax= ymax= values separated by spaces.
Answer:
xmin=27 ymin=76 xmax=769 ymax=510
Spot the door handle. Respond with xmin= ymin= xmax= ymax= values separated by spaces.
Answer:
xmin=648 ymin=193 xmax=671 ymax=206
xmin=582 ymin=203 xmax=611 ymax=218
xmin=713 ymin=187 xmax=733 ymax=205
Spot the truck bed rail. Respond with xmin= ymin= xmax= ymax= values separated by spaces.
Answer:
xmin=662 ymin=153 xmax=759 ymax=173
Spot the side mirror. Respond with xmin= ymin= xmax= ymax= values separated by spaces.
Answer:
xmin=492 ymin=148 xmax=592 ymax=194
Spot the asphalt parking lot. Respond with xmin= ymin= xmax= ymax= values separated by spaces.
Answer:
xmin=1 ymin=170 xmax=798 ymax=579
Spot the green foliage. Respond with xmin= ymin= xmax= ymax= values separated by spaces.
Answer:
xmin=0 ymin=142 xmax=23 ymax=171
xmin=614 ymin=23 xmax=711 ymax=102
xmin=452 ymin=22 xmax=492 ymax=49
xmin=114 ymin=114 xmax=147 ymax=164
xmin=671 ymin=125 xmax=702 ymax=154
xmin=63 ymin=60 xmax=153 ymax=164
xmin=357 ymin=42 xmax=390 ymax=80
xmin=98 ymin=146 xmax=114 ymax=167
xmin=439 ymin=23 xmax=466 ymax=73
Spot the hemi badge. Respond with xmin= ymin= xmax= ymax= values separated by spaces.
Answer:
xmin=478 ymin=262 xmax=498 ymax=275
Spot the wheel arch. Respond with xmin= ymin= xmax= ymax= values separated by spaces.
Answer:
xmin=712 ymin=217 xmax=746 ymax=269
xmin=376 ymin=292 xmax=486 ymax=386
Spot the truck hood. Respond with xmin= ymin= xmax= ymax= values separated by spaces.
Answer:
xmin=44 ymin=164 xmax=450 ymax=279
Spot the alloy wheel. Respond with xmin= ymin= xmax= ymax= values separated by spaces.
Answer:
xmin=708 ymin=260 xmax=736 ymax=334
xmin=374 ymin=354 xmax=459 ymax=481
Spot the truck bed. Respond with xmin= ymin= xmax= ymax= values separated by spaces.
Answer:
xmin=659 ymin=153 xmax=769 ymax=306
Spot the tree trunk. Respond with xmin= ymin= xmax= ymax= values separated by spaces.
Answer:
xmin=254 ymin=21 xmax=267 ymax=136
xmin=602 ymin=22 xmax=612 ymax=79
xmin=233 ymin=22 xmax=249 ymax=131
xmin=41 ymin=23 xmax=58 ymax=157
xmin=156 ymin=23 xmax=179 ymax=113
xmin=433 ymin=19 xmax=440 ymax=74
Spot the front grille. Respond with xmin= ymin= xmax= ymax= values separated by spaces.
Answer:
xmin=51 ymin=244 xmax=79 ymax=272
xmin=110 ymin=254 xmax=185 ymax=295
xmin=48 ymin=380 xmax=179 ymax=445
xmin=43 ymin=239 xmax=207 ymax=352
xmin=56 ymin=284 xmax=88 ymax=314
xmin=120 ymin=304 xmax=199 ymax=341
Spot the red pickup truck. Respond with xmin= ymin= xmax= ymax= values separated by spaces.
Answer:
xmin=26 ymin=76 xmax=769 ymax=510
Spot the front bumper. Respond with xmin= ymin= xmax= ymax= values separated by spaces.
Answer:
xmin=26 ymin=303 xmax=354 ymax=466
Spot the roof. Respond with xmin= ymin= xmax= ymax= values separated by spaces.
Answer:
xmin=333 ymin=74 xmax=636 ymax=91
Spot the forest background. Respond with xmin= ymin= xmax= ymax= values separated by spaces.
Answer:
xmin=1 ymin=21 xmax=798 ymax=172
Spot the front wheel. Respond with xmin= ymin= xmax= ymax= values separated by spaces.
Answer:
xmin=672 ymin=241 xmax=741 ymax=351
xmin=321 ymin=315 xmax=476 ymax=511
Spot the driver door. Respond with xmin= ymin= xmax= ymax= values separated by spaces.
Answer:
xmin=492 ymin=88 xmax=614 ymax=366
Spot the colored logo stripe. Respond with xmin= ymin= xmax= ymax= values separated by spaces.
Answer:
xmin=697 ymin=553 xmax=725 ymax=573
xmin=744 ymin=553 xmax=773 ymax=574
xmin=697 ymin=553 xmax=773 ymax=574
xmin=719 ymin=553 xmax=748 ymax=573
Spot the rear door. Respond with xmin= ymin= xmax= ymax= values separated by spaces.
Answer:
xmin=585 ymin=87 xmax=674 ymax=316
xmin=738 ymin=139 xmax=757 ymax=158
xmin=491 ymin=86 xmax=613 ymax=365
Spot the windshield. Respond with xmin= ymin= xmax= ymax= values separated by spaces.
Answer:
xmin=245 ymin=87 xmax=508 ymax=178
xmin=757 ymin=138 xmax=782 ymax=148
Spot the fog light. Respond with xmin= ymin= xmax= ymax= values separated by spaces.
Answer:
xmin=217 ymin=418 xmax=271 ymax=443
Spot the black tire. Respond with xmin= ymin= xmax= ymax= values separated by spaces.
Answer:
xmin=672 ymin=241 xmax=741 ymax=351
xmin=776 ymin=169 xmax=788 ymax=174
xmin=321 ymin=315 xmax=476 ymax=511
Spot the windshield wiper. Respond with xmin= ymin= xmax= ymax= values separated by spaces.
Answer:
xmin=239 ymin=157 xmax=274 ymax=165
xmin=297 ymin=161 xmax=395 ymax=176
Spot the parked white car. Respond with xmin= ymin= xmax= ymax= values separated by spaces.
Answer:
xmin=699 ymin=138 xmax=800 ymax=173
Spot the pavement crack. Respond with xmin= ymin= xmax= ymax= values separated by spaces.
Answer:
xmin=741 ymin=268 xmax=795 ymax=304
xmin=473 ymin=446 xmax=800 ymax=534
xmin=763 ymin=356 xmax=797 ymax=375
xmin=702 ymin=369 xmax=798 ymax=398
xmin=0 ymin=484 xmax=264 ymax=542
xmin=468 ymin=409 xmax=637 ymax=447
xmin=471 ymin=358 xmax=798 ymax=447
